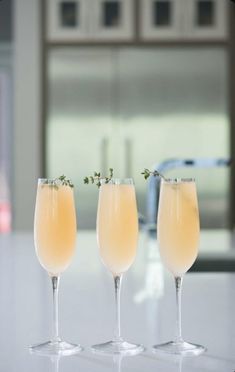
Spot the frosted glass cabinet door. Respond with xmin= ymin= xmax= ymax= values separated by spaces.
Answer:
xmin=185 ymin=0 xmax=228 ymax=39
xmin=47 ymin=0 xmax=88 ymax=41
xmin=92 ymin=0 xmax=134 ymax=41
xmin=140 ymin=0 xmax=182 ymax=40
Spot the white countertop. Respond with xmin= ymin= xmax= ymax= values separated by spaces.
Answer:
xmin=0 ymin=230 xmax=235 ymax=371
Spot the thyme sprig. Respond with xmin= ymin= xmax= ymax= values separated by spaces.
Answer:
xmin=56 ymin=175 xmax=74 ymax=188
xmin=44 ymin=175 xmax=74 ymax=189
xmin=84 ymin=168 xmax=114 ymax=188
xmin=141 ymin=168 xmax=166 ymax=181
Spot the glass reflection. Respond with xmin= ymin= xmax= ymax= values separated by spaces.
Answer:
xmin=113 ymin=355 xmax=123 ymax=372
xmin=51 ymin=356 xmax=60 ymax=372
xmin=154 ymin=354 xmax=184 ymax=372
xmin=134 ymin=237 xmax=164 ymax=303
xmin=134 ymin=235 xmax=164 ymax=348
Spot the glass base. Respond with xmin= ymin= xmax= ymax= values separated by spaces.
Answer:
xmin=152 ymin=341 xmax=206 ymax=356
xmin=91 ymin=339 xmax=144 ymax=356
xmin=29 ymin=340 xmax=83 ymax=356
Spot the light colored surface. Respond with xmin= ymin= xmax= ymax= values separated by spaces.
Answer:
xmin=0 ymin=230 xmax=235 ymax=371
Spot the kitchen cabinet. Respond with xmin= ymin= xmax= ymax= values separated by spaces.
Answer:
xmin=185 ymin=0 xmax=227 ymax=40
xmin=47 ymin=0 xmax=134 ymax=42
xmin=140 ymin=0 xmax=182 ymax=40
xmin=140 ymin=0 xmax=227 ymax=41
xmin=47 ymin=0 xmax=88 ymax=41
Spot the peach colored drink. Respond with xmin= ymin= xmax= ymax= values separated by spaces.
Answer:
xmin=97 ymin=183 xmax=138 ymax=276
xmin=153 ymin=178 xmax=205 ymax=356
xmin=34 ymin=183 xmax=76 ymax=276
xmin=157 ymin=179 xmax=199 ymax=277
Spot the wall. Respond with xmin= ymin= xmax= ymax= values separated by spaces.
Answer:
xmin=13 ymin=0 xmax=42 ymax=230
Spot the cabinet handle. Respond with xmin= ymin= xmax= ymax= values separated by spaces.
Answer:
xmin=101 ymin=137 xmax=109 ymax=176
xmin=125 ymin=138 xmax=132 ymax=177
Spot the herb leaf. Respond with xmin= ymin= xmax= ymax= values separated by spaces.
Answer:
xmin=84 ymin=168 xmax=114 ymax=188
xmin=56 ymin=175 xmax=74 ymax=188
xmin=141 ymin=168 xmax=166 ymax=181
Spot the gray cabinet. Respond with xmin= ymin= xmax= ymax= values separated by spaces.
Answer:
xmin=47 ymin=0 xmax=228 ymax=42
xmin=47 ymin=0 xmax=134 ymax=42
xmin=140 ymin=0 xmax=227 ymax=40
xmin=185 ymin=0 xmax=227 ymax=40
xmin=47 ymin=0 xmax=88 ymax=41
xmin=140 ymin=0 xmax=182 ymax=40
xmin=92 ymin=0 xmax=134 ymax=41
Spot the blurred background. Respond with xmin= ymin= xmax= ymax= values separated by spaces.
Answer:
xmin=0 ymin=0 xmax=234 ymax=241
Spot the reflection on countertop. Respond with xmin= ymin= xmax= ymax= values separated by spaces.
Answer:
xmin=0 ymin=230 xmax=235 ymax=371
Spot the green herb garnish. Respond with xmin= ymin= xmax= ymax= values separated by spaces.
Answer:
xmin=84 ymin=168 xmax=114 ymax=188
xmin=56 ymin=175 xmax=74 ymax=187
xmin=44 ymin=175 xmax=74 ymax=189
xmin=141 ymin=168 xmax=166 ymax=180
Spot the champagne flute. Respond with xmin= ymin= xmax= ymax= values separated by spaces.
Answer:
xmin=30 ymin=178 xmax=82 ymax=356
xmin=153 ymin=178 xmax=206 ymax=356
xmin=91 ymin=178 xmax=144 ymax=355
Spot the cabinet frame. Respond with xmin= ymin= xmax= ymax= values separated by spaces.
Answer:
xmin=47 ymin=0 xmax=89 ymax=42
xmin=47 ymin=0 xmax=134 ymax=42
xmin=139 ymin=0 xmax=228 ymax=41
xmin=140 ymin=0 xmax=183 ymax=40
xmin=92 ymin=0 xmax=135 ymax=41
xmin=185 ymin=0 xmax=228 ymax=40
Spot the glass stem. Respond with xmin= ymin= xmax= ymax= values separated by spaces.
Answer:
xmin=51 ymin=276 xmax=61 ymax=343
xmin=113 ymin=275 xmax=123 ymax=342
xmin=174 ymin=276 xmax=183 ymax=344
